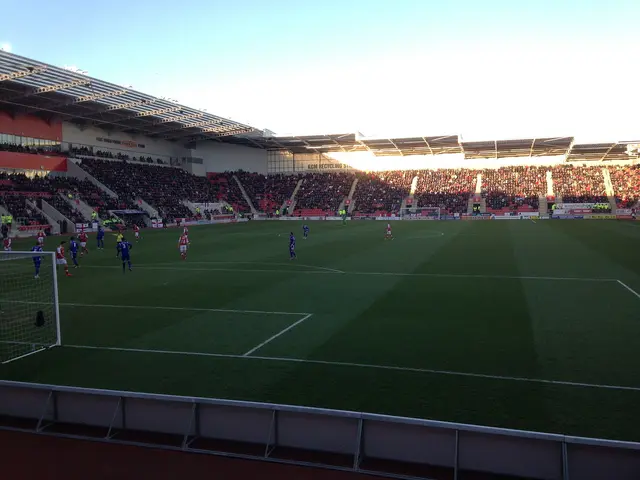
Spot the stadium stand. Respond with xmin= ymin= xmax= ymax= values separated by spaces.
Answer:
xmin=0 ymin=141 xmax=63 ymax=156
xmin=233 ymin=172 xmax=300 ymax=214
xmin=79 ymin=158 xmax=202 ymax=219
xmin=550 ymin=165 xmax=608 ymax=204
xmin=207 ymin=172 xmax=251 ymax=213
xmin=0 ymin=172 xmax=50 ymax=227
xmin=294 ymin=172 xmax=354 ymax=215
xmin=610 ymin=165 xmax=640 ymax=208
xmin=353 ymin=170 xmax=414 ymax=215
xmin=482 ymin=166 xmax=545 ymax=212
xmin=414 ymin=169 xmax=478 ymax=214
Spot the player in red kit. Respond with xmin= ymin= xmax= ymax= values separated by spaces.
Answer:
xmin=384 ymin=223 xmax=394 ymax=240
xmin=78 ymin=231 xmax=89 ymax=256
xmin=56 ymin=241 xmax=72 ymax=277
xmin=133 ymin=224 xmax=141 ymax=242
xmin=178 ymin=234 xmax=190 ymax=260
xmin=3 ymin=237 xmax=11 ymax=252
xmin=37 ymin=229 xmax=45 ymax=246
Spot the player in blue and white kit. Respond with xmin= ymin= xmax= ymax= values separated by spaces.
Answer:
xmin=117 ymin=237 xmax=133 ymax=273
xmin=31 ymin=241 xmax=43 ymax=279
xmin=303 ymin=224 xmax=309 ymax=239
xmin=289 ymin=232 xmax=297 ymax=260
xmin=69 ymin=237 xmax=80 ymax=268
xmin=96 ymin=226 xmax=105 ymax=250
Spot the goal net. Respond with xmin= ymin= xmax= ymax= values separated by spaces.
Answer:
xmin=0 ymin=251 xmax=60 ymax=364
xmin=401 ymin=207 xmax=441 ymax=220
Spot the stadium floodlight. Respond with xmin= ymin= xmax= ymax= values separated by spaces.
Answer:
xmin=153 ymin=112 xmax=203 ymax=124
xmin=0 ymin=251 xmax=60 ymax=364
xmin=0 ymin=66 xmax=47 ymax=82
xmin=71 ymin=89 xmax=127 ymax=104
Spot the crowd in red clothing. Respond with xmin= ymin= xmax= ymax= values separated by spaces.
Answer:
xmin=550 ymin=165 xmax=608 ymax=203
xmin=610 ymin=165 xmax=640 ymax=208
xmin=415 ymin=169 xmax=478 ymax=214
xmin=482 ymin=166 xmax=545 ymax=211
xmin=295 ymin=173 xmax=354 ymax=213
xmin=352 ymin=171 xmax=414 ymax=215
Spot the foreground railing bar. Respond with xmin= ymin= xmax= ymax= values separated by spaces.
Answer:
xmin=562 ymin=441 xmax=569 ymax=480
xmin=35 ymin=390 xmax=53 ymax=433
xmin=264 ymin=409 xmax=277 ymax=458
xmin=453 ymin=429 xmax=459 ymax=480
xmin=182 ymin=403 xmax=197 ymax=450
xmin=2 ymin=380 xmax=640 ymax=451
xmin=105 ymin=397 xmax=122 ymax=440
xmin=353 ymin=417 xmax=364 ymax=470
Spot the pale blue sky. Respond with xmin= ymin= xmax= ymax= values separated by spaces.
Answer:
xmin=1 ymin=0 xmax=639 ymax=140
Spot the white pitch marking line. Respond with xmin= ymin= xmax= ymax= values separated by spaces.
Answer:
xmin=616 ymin=280 xmax=640 ymax=301
xmin=4 ymin=301 xmax=309 ymax=316
xmin=81 ymin=265 xmax=334 ymax=275
xmin=243 ymin=313 xmax=313 ymax=356
xmin=62 ymin=344 xmax=640 ymax=392
xmin=79 ymin=265 xmax=615 ymax=283
xmin=152 ymin=261 xmax=345 ymax=274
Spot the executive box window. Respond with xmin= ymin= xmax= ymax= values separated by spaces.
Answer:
xmin=0 ymin=133 xmax=61 ymax=150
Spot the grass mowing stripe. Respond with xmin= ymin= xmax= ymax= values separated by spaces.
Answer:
xmin=62 ymin=344 xmax=640 ymax=392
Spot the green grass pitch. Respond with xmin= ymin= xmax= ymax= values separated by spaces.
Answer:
xmin=1 ymin=219 xmax=640 ymax=441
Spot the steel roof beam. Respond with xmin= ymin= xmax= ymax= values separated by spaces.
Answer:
xmin=0 ymin=66 xmax=47 ymax=82
xmin=152 ymin=112 xmax=203 ymax=125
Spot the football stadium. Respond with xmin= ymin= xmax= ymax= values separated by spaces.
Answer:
xmin=1 ymin=31 xmax=640 ymax=480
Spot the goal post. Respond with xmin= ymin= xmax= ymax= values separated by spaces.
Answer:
xmin=401 ymin=207 xmax=441 ymax=220
xmin=0 ymin=251 xmax=61 ymax=364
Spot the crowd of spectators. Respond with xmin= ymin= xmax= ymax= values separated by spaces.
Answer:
xmin=207 ymin=173 xmax=251 ymax=213
xmin=295 ymin=173 xmax=354 ymax=214
xmin=414 ymin=169 xmax=478 ymax=214
xmin=234 ymin=172 xmax=299 ymax=213
xmin=352 ymin=170 xmax=414 ymax=215
xmin=481 ymin=166 xmax=545 ymax=211
xmin=80 ymin=158 xmax=205 ymax=219
xmin=610 ymin=165 xmax=640 ymax=208
xmin=550 ymin=165 xmax=608 ymax=203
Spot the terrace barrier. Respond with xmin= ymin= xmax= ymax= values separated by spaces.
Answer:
xmin=0 ymin=380 xmax=639 ymax=479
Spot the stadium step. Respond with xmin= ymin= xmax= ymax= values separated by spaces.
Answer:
xmin=136 ymin=198 xmax=160 ymax=219
xmin=26 ymin=199 xmax=61 ymax=235
xmin=283 ymin=178 xmax=304 ymax=215
xmin=232 ymin=174 xmax=259 ymax=215
xmin=546 ymin=170 xmax=554 ymax=198
xmin=68 ymin=159 xmax=119 ymax=199
xmin=62 ymin=193 xmax=93 ymax=222
xmin=538 ymin=196 xmax=548 ymax=216
xmin=347 ymin=177 xmax=358 ymax=213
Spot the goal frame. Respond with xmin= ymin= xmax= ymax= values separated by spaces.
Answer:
xmin=401 ymin=207 xmax=441 ymax=220
xmin=1 ymin=251 xmax=61 ymax=364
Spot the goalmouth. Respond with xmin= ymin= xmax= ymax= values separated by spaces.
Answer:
xmin=0 ymin=251 xmax=61 ymax=364
xmin=401 ymin=207 xmax=441 ymax=220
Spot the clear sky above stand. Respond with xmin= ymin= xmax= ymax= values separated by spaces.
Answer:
xmin=2 ymin=0 xmax=639 ymax=141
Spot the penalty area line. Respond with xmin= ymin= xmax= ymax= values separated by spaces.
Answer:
xmin=616 ymin=280 xmax=640 ymax=301
xmin=61 ymin=344 xmax=640 ymax=393
xmin=3 ymin=300 xmax=309 ymax=316
xmin=243 ymin=313 xmax=313 ymax=356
